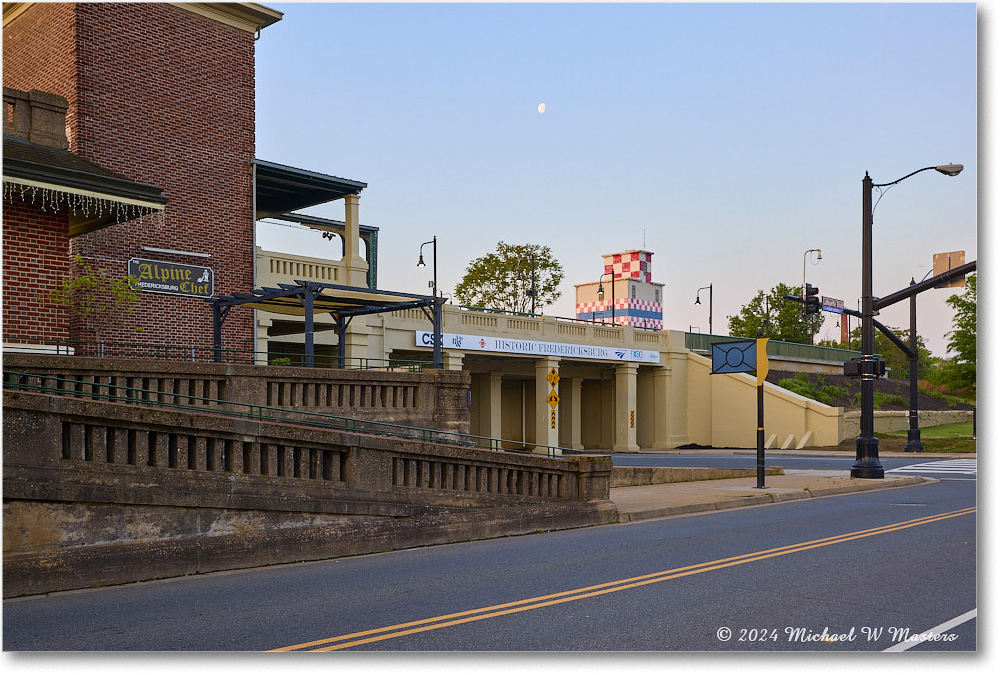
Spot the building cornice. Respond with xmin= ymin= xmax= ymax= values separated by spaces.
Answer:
xmin=3 ymin=3 xmax=283 ymax=32
xmin=2 ymin=3 xmax=33 ymax=28
xmin=170 ymin=3 xmax=282 ymax=34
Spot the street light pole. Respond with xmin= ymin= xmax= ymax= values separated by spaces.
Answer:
xmin=518 ymin=254 xmax=537 ymax=314
xmin=854 ymin=164 xmax=962 ymax=479
xmin=597 ymin=272 xmax=615 ymax=324
xmin=417 ymin=236 xmax=441 ymax=369
xmin=696 ymin=284 xmax=713 ymax=335
xmin=905 ymin=277 xmax=924 ymax=452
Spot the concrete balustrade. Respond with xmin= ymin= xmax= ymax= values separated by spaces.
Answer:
xmin=2 ymin=388 xmax=613 ymax=597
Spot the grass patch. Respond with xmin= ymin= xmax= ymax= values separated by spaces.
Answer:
xmin=878 ymin=421 xmax=976 ymax=453
xmin=921 ymin=421 xmax=974 ymax=437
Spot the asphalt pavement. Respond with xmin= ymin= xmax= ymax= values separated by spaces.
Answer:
xmin=608 ymin=449 xmax=972 ymax=522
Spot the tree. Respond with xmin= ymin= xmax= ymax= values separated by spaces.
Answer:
xmin=942 ymin=273 xmax=976 ymax=390
xmin=454 ymin=242 xmax=563 ymax=313
xmin=51 ymin=254 xmax=141 ymax=342
xmin=727 ymin=282 xmax=824 ymax=343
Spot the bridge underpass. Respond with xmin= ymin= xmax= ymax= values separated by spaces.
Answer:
xmin=461 ymin=354 xmax=672 ymax=454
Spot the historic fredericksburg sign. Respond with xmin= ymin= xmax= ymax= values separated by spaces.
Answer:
xmin=415 ymin=331 xmax=660 ymax=363
xmin=128 ymin=258 xmax=214 ymax=299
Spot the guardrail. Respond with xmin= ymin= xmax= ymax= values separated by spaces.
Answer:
xmin=2 ymin=338 xmax=429 ymax=371
xmin=683 ymin=333 xmax=871 ymax=362
xmin=2 ymin=370 xmax=577 ymax=459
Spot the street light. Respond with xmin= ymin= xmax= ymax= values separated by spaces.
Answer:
xmin=904 ymin=270 xmax=934 ymax=452
xmin=802 ymin=248 xmax=822 ymax=344
xmin=596 ymin=272 xmax=615 ymax=324
xmin=417 ymin=236 xmax=442 ymax=369
xmin=695 ymin=284 xmax=713 ymax=335
xmin=855 ymin=164 xmax=962 ymax=478
xmin=516 ymin=254 xmax=537 ymax=314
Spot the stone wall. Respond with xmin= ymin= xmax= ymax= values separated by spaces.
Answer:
xmin=2 ymin=389 xmax=613 ymax=597
xmin=841 ymin=409 xmax=974 ymax=440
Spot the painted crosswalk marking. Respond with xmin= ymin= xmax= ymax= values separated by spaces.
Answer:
xmin=887 ymin=459 xmax=977 ymax=476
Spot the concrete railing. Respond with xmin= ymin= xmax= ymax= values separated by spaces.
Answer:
xmin=2 ymin=390 xmax=613 ymax=597
xmin=2 ymin=353 xmax=470 ymax=433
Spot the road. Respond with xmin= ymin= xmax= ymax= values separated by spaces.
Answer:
xmin=3 ymin=455 xmax=975 ymax=653
xmin=611 ymin=452 xmax=978 ymax=477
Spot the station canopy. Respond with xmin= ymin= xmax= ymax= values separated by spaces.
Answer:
xmin=209 ymin=280 xmax=441 ymax=367
xmin=212 ymin=280 xmax=436 ymax=318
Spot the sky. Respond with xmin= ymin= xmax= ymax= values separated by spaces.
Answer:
xmin=254 ymin=1 xmax=981 ymax=358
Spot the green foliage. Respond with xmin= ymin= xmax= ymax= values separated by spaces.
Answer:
xmin=50 ymin=255 xmax=141 ymax=339
xmin=943 ymin=273 xmax=976 ymax=390
xmin=873 ymin=392 xmax=906 ymax=409
xmin=844 ymin=325 xmax=933 ymax=380
xmin=454 ymin=242 xmax=564 ymax=313
xmin=777 ymin=374 xmax=814 ymax=399
xmin=727 ymin=282 xmax=824 ymax=343
xmin=819 ymin=384 xmax=847 ymax=402
xmin=776 ymin=372 xmax=846 ymax=405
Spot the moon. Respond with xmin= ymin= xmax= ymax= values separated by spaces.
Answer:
xmin=537 ymin=103 xmax=546 ymax=113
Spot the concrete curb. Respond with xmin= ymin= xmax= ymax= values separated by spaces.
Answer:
xmin=613 ymin=476 xmax=926 ymax=523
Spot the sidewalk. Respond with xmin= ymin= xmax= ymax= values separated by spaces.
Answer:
xmin=609 ymin=470 xmax=929 ymax=522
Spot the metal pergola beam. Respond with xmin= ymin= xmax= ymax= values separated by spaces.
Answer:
xmin=209 ymin=280 xmax=441 ymax=368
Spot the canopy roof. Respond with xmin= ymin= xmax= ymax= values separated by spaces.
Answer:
xmin=212 ymin=280 xmax=434 ymax=318
xmin=210 ymin=280 xmax=441 ymax=368
xmin=254 ymin=159 xmax=367 ymax=219
xmin=3 ymin=135 xmax=167 ymax=235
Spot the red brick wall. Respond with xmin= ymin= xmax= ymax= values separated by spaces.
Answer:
xmin=3 ymin=3 xmax=256 ymax=355
xmin=1 ymin=200 xmax=70 ymax=343
xmin=0 ymin=3 xmax=79 ymax=141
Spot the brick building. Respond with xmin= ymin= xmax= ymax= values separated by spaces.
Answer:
xmin=2 ymin=2 xmax=282 ymax=354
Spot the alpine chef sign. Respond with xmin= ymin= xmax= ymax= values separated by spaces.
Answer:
xmin=128 ymin=258 xmax=214 ymax=299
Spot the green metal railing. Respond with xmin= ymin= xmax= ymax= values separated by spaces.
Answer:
xmin=2 ymin=370 xmax=576 ymax=459
xmin=683 ymin=333 xmax=873 ymax=363
xmin=2 ymin=337 xmax=428 ymax=372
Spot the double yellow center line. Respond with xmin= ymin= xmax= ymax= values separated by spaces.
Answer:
xmin=271 ymin=506 xmax=975 ymax=651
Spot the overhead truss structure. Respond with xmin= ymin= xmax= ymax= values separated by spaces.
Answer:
xmin=209 ymin=280 xmax=442 ymax=368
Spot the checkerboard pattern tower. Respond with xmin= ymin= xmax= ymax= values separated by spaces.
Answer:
xmin=575 ymin=250 xmax=664 ymax=329
xmin=604 ymin=250 xmax=653 ymax=282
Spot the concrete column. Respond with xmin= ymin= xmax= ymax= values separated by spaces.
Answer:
xmin=534 ymin=357 xmax=560 ymax=455
xmin=667 ymin=349 xmax=690 ymax=447
xmin=482 ymin=371 xmax=503 ymax=445
xmin=651 ymin=366 xmax=672 ymax=449
xmin=443 ymin=351 xmax=465 ymax=371
xmin=255 ymin=313 xmax=272 ymax=365
xmin=343 ymin=193 xmax=369 ymax=287
xmin=341 ymin=321 xmax=369 ymax=367
xmin=614 ymin=362 xmax=639 ymax=452
xmin=560 ymin=377 xmax=584 ymax=451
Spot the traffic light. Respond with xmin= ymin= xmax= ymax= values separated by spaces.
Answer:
xmin=804 ymin=283 xmax=820 ymax=315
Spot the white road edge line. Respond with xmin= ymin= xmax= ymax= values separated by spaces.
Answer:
xmin=882 ymin=608 xmax=977 ymax=652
